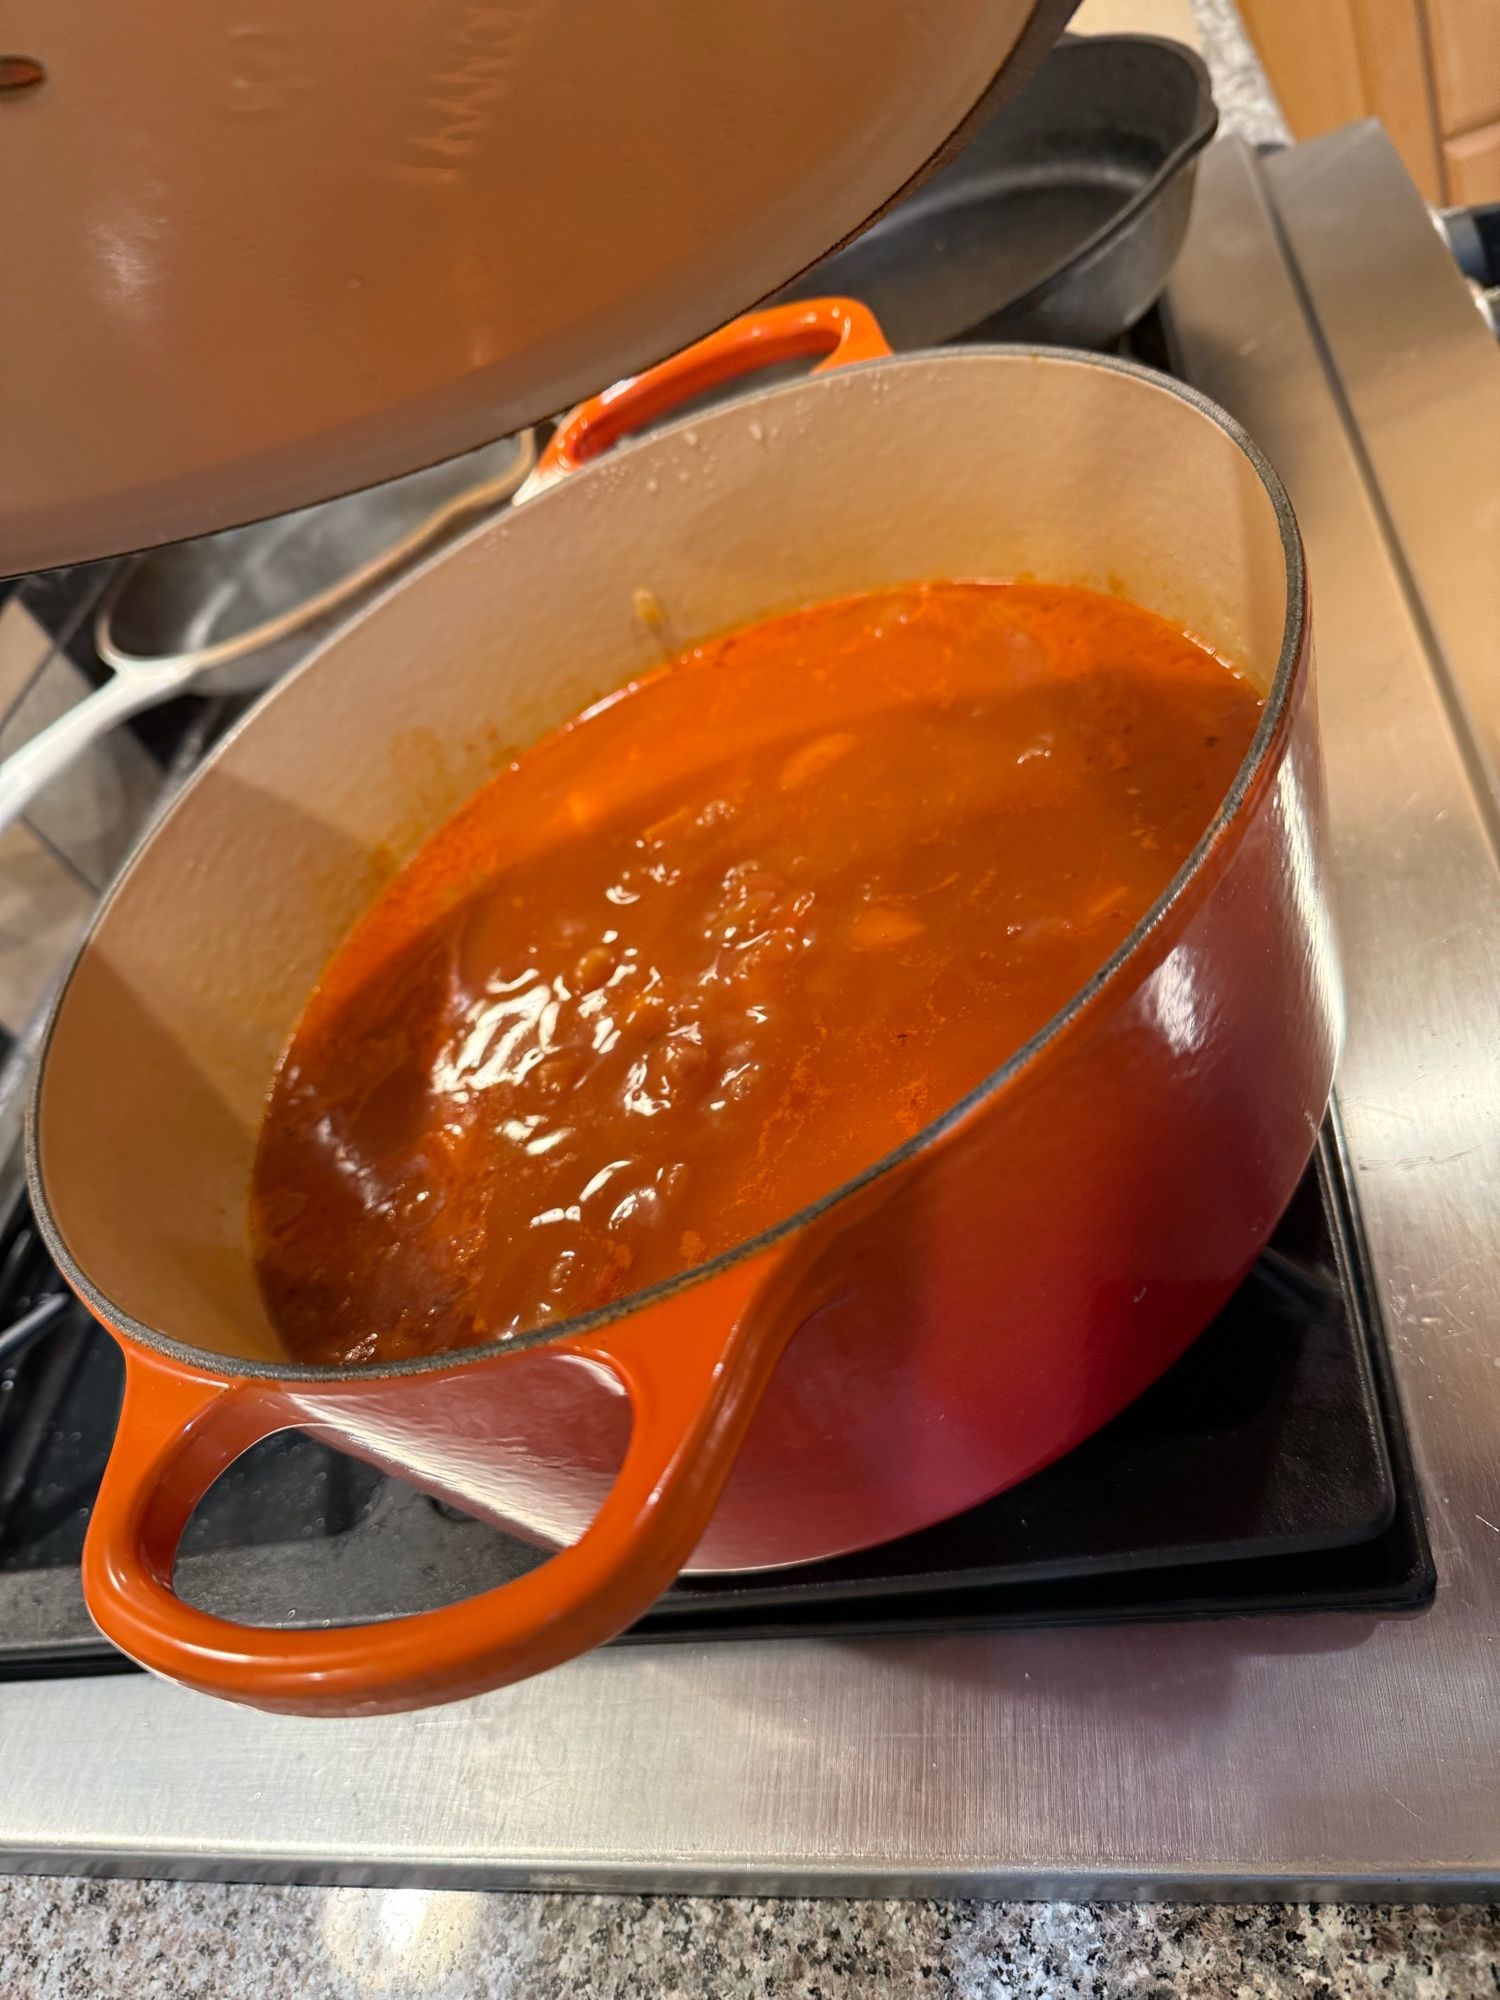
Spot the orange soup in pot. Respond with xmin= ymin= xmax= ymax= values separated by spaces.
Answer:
xmin=251 ymin=581 xmax=1262 ymax=1366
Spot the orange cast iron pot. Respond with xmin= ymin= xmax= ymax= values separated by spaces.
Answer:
xmin=28 ymin=300 xmax=1340 ymax=1714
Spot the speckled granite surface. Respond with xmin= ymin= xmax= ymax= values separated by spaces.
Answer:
xmin=2 ymin=1883 xmax=1497 ymax=1998
xmin=2 ymin=8 xmax=1480 ymax=1996
xmin=1190 ymin=0 xmax=1292 ymax=146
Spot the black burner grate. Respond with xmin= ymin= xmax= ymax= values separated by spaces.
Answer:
xmin=0 ymin=1126 xmax=1432 ymax=1678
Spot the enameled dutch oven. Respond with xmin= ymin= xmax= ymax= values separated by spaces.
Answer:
xmin=28 ymin=301 xmax=1340 ymax=1715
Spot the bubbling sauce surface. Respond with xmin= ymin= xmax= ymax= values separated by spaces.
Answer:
xmin=252 ymin=582 xmax=1262 ymax=1366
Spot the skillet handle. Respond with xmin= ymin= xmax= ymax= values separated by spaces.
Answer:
xmin=81 ymin=1247 xmax=795 ymax=1716
xmin=0 ymin=668 xmax=188 ymax=840
xmin=523 ymin=297 xmax=893 ymax=495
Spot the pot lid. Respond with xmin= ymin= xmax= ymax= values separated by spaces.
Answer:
xmin=0 ymin=0 xmax=1074 ymax=575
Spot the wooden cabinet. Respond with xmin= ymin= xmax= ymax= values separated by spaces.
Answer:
xmin=1423 ymin=0 xmax=1500 ymax=136
xmin=1238 ymin=0 xmax=1500 ymax=203
xmin=1444 ymin=117 xmax=1500 ymax=199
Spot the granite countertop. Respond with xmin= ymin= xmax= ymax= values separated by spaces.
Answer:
xmin=6 ymin=7 xmax=1491 ymax=1997
xmin=4 ymin=1883 xmax=1497 ymax=1998
xmin=1183 ymin=0 xmax=1291 ymax=147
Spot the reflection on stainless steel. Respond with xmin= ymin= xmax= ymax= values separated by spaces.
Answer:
xmin=1266 ymin=133 xmax=1500 ymax=813
xmin=0 ymin=129 xmax=1496 ymax=1894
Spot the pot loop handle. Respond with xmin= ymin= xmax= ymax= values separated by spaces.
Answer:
xmin=523 ymin=297 xmax=893 ymax=496
xmin=82 ymin=1245 xmax=793 ymax=1716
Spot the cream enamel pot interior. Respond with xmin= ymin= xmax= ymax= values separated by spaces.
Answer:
xmin=28 ymin=310 xmax=1339 ymax=1714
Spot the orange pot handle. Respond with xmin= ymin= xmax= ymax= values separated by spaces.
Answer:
xmin=526 ymin=297 xmax=892 ymax=493
xmin=82 ymin=1248 xmax=794 ymax=1716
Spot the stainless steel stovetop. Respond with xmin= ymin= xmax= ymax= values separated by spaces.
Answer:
xmin=0 ymin=126 xmax=1496 ymax=1897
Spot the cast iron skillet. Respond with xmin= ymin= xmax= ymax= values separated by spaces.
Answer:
xmin=780 ymin=34 xmax=1217 ymax=349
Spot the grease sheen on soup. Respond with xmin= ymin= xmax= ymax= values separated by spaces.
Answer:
xmin=252 ymin=582 xmax=1262 ymax=1366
